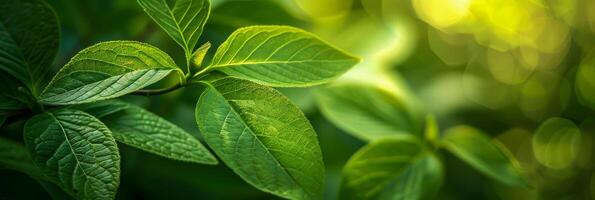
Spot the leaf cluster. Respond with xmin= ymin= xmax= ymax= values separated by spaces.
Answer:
xmin=316 ymin=83 xmax=529 ymax=199
xmin=0 ymin=0 xmax=359 ymax=199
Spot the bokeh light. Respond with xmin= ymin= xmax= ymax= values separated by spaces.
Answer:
xmin=576 ymin=48 xmax=595 ymax=109
xmin=2 ymin=0 xmax=594 ymax=199
xmin=412 ymin=0 xmax=470 ymax=29
xmin=497 ymin=128 xmax=538 ymax=171
xmin=532 ymin=118 xmax=582 ymax=169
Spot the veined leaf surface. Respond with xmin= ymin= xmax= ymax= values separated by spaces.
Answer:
xmin=71 ymin=100 xmax=131 ymax=119
xmin=210 ymin=26 xmax=359 ymax=87
xmin=40 ymin=41 xmax=180 ymax=105
xmin=24 ymin=109 xmax=120 ymax=200
xmin=86 ymin=100 xmax=218 ymax=164
xmin=138 ymin=0 xmax=210 ymax=57
xmin=196 ymin=77 xmax=324 ymax=199
xmin=0 ymin=0 xmax=59 ymax=95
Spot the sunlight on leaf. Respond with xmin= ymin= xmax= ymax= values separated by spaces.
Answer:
xmin=316 ymin=83 xmax=417 ymax=141
xmin=210 ymin=25 xmax=360 ymax=87
xmin=39 ymin=41 xmax=181 ymax=105
xmin=196 ymin=77 xmax=324 ymax=199
xmin=138 ymin=0 xmax=210 ymax=59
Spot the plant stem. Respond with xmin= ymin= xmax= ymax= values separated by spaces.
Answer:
xmin=17 ymin=86 xmax=44 ymax=113
xmin=132 ymin=62 xmax=211 ymax=96
xmin=131 ymin=83 xmax=183 ymax=96
xmin=185 ymin=48 xmax=194 ymax=76
xmin=191 ymin=66 xmax=212 ymax=80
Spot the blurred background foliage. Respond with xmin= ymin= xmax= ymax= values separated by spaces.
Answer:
xmin=1 ymin=0 xmax=594 ymax=199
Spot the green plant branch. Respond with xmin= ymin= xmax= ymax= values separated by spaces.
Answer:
xmin=131 ymin=83 xmax=183 ymax=96
xmin=185 ymin=50 xmax=192 ymax=75
xmin=132 ymin=66 xmax=213 ymax=96
xmin=191 ymin=66 xmax=213 ymax=80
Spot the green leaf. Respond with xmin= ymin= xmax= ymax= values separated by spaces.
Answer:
xmin=316 ymin=83 xmax=417 ymax=141
xmin=0 ymin=0 xmax=59 ymax=95
xmin=70 ymin=100 xmax=131 ymax=118
xmin=441 ymin=126 xmax=526 ymax=186
xmin=87 ymin=100 xmax=218 ymax=165
xmin=532 ymin=118 xmax=582 ymax=169
xmin=39 ymin=41 xmax=181 ymax=105
xmin=0 ymin=137 xmax=46 ymax=180
xmin=0 ymin=115 xmax=5 ymax=127
xmin=138 ymin=0 xmax=210 ymax=57
xmin=191 ymin=42 xmax=211 ymax=71
xmin=196 ymin=77 xmax=324 ymax=199
xmin=0 ymin=138 xmax=73 ymax=199
xmin=23 ymin=109 xmax=120 ymax=200
xmin=209 ymin=25 xmax=359 ymax=87
xmin=341 ymin=135 xmax=443 ymax=200
xmin=0 ymin=59 xmax=31 ymax=113
xmin=38 ymin=181 xmax=75 ymax=200
xmin=0 ymin=92 xmax=27 ymax=115
xmin=0 ymin=138 xmax=74 ymax=200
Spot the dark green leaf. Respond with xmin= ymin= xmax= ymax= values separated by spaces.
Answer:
xmin=0 ymin=65 xmax=30 ymax=113
xmin=441 ymin=126 xmax=527 ymax=186
xmin=210 ymin=26 xmax=359 ymax=87
xmin=341 ymin=135 xmax=443 ymax=200
xmin=196 ymin=77 xmax=324 ymax=199
xmin=0 ymin=95 xmax=26 ymax=115
xmin=0 ymin=137 xmax=46 ymax=180
xmin=0 ymin=0 xmax=59 ymax=95
xmin=94 ymin=101 xmax=218 ymax=165
xmin=24 ymin=109 xmax=120 ymax=200
xmin=138 ymin=0 xmax=210 ymax=57
xmin=0 ymin=138 xmax=70 ymax=199
xmin=38 ymin=181 xmax=75 ymax=200
xmin=316 ymin=83 xmax=417 ymax=141
xmin=71 ymin=100 xmax=130 ymax=118
xmin=39 ymin=41 xmax=181 ymax=105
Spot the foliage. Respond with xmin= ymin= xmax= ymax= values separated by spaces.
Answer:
xmin=317 ymin=84 xmax=527 ymax=198
xmin=0 ymin=0 xmax=358 ymax=199
xmin=2 ymin=0 xmax=594 ymax=199
xmin=325 ymin=89 xmax=528 ymax=199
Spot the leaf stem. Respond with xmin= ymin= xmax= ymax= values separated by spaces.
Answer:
xmin=191 ymin=66 xmax=212 ymax=80
xmin=132 ymin=63 xmax=212 ymax=96
xmin=131 ymin=83 xmax=183 ymax=96
xmin=185 ymin=50 xmax=192 ymax=75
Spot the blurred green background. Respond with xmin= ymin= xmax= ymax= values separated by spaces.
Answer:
xmin=1 ymin=0 xmax=595 ymax=199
